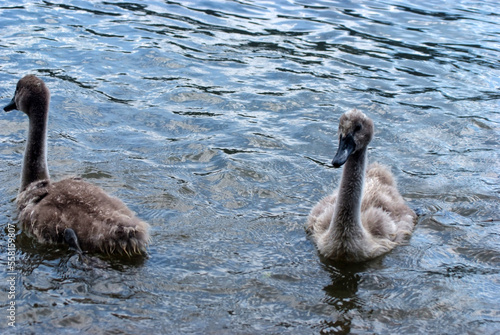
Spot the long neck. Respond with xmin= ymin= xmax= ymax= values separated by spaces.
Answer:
xmin=331 ymin=147 xmax=367 ymax=237
xmin=21 ymin=105 xmax=50 ymax=191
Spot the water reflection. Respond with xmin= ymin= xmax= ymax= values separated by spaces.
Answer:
xmin=323 ymin=267 xmax=362 ymax=310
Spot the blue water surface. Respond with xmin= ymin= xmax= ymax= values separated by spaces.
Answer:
xmin=0 ymin=0 xmax=499 ymax=333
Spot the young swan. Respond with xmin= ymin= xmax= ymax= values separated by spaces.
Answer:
xmin=4 ymin=75 xmax=150 ymax=256
xmin=307 ymin=110 xmax=416 ymax=262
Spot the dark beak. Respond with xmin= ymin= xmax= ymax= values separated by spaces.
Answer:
xmin=4 ymin=97 xmax=17 ymax=112
xmin=332 ymin=134 xmax=355 ymax=168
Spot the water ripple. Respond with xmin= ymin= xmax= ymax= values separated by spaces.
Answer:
xmin=0 ymin=0 xmax=499 ymax=333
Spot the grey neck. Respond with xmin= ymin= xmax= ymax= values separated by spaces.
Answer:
xmin=21 ymin=106 xmax=50 ymax=191
xmin=331 ymin=147 xmax=367 ymax=237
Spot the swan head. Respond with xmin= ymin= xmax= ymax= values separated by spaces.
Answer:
xmin=4 ymin=75 xmax=50 ymax=117
xmin=332 ymin=109 xmax=374 ymax=168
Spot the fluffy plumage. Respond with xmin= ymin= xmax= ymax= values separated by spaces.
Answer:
xmin=307 ymin=109 xmax=415 ymax=262
xmin=4 ymin=75 xmax=150 ymax=255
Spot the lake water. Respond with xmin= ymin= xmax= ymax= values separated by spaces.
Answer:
xmin=0 ymin=0 xmax=499 ymax=333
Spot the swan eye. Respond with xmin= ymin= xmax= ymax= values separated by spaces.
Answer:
xmin=354 ymin=124 xmax=362 ymax=132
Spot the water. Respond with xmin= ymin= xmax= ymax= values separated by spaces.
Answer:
xmin=0 ymin=0 xmax=499 ymax=333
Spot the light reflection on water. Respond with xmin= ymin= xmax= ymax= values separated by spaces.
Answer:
xmin=0 ymin=0 xmax=499 ymax=333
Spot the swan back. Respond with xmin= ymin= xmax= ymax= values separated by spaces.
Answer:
xmin=17 ymin=178 xmax=150 ymax=255
xmin=362 ymin=163 xmax=415 ymax=243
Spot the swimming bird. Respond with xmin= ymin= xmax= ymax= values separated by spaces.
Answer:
xmin=307 ymin=109 xmax=416 ymax=262
xmin=4 ymin=75 xmax=150 ymax=256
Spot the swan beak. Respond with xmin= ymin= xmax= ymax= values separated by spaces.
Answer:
xmin=3 ymin=97 xmax=17 ymax=112
xmin=332 ymin=134 xmax=355 ymax=168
